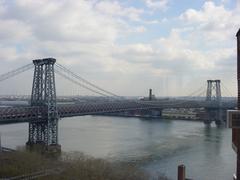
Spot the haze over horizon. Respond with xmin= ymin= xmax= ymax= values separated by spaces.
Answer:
xmin=0 ymin=0 xmax=239 ymax=97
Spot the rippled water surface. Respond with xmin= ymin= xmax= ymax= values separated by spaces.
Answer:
xmin=0 ymin=116 xmax=235 ymax=180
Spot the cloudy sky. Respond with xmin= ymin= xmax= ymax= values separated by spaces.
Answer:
xmin=0 ymin=0 xmax=239 ymax=97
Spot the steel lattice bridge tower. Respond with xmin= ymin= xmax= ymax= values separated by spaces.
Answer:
xmin=205 ymin=80 xmax=223 ymax=125
xmin=26 ymin=58 xmax=60 ymax=152
xmin=206 ymin=80 xmax=221 ymax=102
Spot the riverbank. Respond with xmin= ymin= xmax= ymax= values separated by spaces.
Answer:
xmin=98 ymin=114 xmax=203 ymax=122
xmin=0 ymin=150 xmax=169 ymax=180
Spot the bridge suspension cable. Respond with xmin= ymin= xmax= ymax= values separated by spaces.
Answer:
xmin=55 ymin=62 xmax=208 ymax=107
xmin=55 ymin=62 xmax=210 ymax=107
xmin=221 ymin=82 xmax=235 ymax=97
xmin=195 ymin=88 xmax=206 ymax=97
xmin=55 ymin=63 xmax=121 ymax=98
xmin=55 ymin=69 xmax=116 ymax=97
xmin=186 ymin=84 xmax=206 ymax=97
xmin=0 ymin=63 xmax=33 ymax=82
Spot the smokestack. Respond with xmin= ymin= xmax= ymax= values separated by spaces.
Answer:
xmin=149 ymin=89 xmax=152 ymax=101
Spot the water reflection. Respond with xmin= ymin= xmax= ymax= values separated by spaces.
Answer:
xmin=204 ymin=126 xmax=223 ymax=156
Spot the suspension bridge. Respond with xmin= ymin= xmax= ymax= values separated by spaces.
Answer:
xmin=0 ymin=58 xmax=236 ymax=152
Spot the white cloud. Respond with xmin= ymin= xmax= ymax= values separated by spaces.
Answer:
xmin=0 ymin=47 xmax=18 ymax=61
xmin=0 ymin=0 xmax=154 ymax=95
xmin=0 ymin=0 xmax=237 ymax=96
xmin=113 ymin=43 xmax=154 ymax=63
xmin=179 ymin=1 xmax=240 ymax=43
xmin=175 ymin=1 xmax=239 ymax=77
xmin=0 ymin=1 xmax=128 ymax=62
xmin=153 ymin=30 xmax=217 ymax=70
xmin=95 ymin=1 xmax=144 ymax=21
xmin=144 ymin=0 xmax=168 ymax=10
xmin=0 ymin=19 xmax=31 ymax=42
xmin=134 ymin=26 xmax=147 ymax=33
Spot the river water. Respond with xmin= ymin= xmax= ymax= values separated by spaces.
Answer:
xmin=0 ymin=116 xmax=236 ymax=180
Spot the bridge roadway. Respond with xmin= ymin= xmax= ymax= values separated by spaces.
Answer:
xmin=0 ymin=99 xmax=236 ymax=124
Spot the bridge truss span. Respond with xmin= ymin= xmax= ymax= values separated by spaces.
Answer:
xmin=0 ymin=99 xmax=235 ymax=124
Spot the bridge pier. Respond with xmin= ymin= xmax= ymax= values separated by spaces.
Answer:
xmin=204 ymin=108 xmax=224 ymax=126
xmin=26 ymin=58 xmax=61 ymax=153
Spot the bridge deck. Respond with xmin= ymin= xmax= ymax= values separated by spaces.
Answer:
xmin=0 ymin=100 xmax=236 ymax=124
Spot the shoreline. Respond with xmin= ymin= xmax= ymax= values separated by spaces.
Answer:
xmin=97 ymin=114 xmax=204 ymax=122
